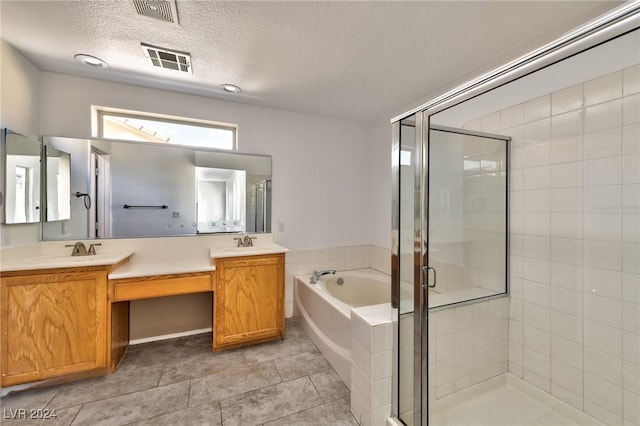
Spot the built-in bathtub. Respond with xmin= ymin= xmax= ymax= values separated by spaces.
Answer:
xmin=294 ymin=268 xmax=391 ymax=386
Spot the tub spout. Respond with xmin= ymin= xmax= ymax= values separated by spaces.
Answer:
xmin=310 ymin=269 xmax=336 ymax=283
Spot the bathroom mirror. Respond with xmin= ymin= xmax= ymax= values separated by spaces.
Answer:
xmin=44 ymin=145 xmax=71 ymax=222
xmin=41 ymin=136 xmax=271 ymax=240
xmin=1 ymin=129 xmax=42 ymax=224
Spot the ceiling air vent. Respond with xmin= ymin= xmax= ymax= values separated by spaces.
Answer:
xmin=141 ymin=43 xmax=192 ymax=73
xmin=132 ymin=0 xmax=178 ymax=24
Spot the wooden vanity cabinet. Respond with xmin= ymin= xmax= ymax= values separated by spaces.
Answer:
xmin=213 ymin=253 xmax=285 ymax=351
xmin=0 ymin=267 xmax=110 ymax=386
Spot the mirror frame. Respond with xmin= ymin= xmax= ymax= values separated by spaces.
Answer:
xmin=1 ymin=128 xmax=43 ymax=225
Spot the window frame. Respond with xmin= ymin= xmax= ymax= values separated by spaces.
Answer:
xmin=96 ymin=109 xmax=238 ymax=151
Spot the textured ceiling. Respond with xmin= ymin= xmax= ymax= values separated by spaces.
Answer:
xmin=0 ymin=1 xmax=622 ymax=123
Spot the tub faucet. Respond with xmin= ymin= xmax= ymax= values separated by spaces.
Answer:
xmin=310 ymin=269 xmax=336 ymax=284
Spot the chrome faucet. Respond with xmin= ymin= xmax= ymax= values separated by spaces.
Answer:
xmin=310 ymin=269 xmax=336 ymax=283
xmin=65 ymin=242 xmax=88 ymax=256
xmin=65 ymin=242 xmax=101 ymax=256
xmin=233 ymin=235 xmax=257 ymax=247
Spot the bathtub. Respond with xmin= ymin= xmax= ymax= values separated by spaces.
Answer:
xmin=294 ymin=268 xmax=391 ymax=386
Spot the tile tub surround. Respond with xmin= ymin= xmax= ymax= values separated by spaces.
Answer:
xmin=350 ymin=304 xmax=393 ymax=426
xmin=286 ymin=245 xmax=391 ymax=317
xmin=0 ymin=319 xmax=357 ymax=425
xmin=468 ymin=63 xmax=640 ymax=426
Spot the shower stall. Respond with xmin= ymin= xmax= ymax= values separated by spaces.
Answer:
xmin=391 ymin=4 xmax=640 ymax=425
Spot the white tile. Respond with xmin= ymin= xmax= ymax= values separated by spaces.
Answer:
xmin=624 ymin=243 xmax=640 ymax=274
xmin=583 ymin=240 xmax=622 ymax=271
xmin=583 ymin=127 xmax=622 ymax=160
xmin=584 ymin=213 xmax=623 ymax=242
xmin=623 ymin=360 xmax=640 ymax=395
xmin=550 ymin=237 xmax=583 ymax=265
xmin=524 ymin=348 xmax=551 ymax=379
xmin=501 ymin=103 xmax=524 ymax=129
xmin=550 ymin=162 xmax=583 ymax=188
xmin=523 ymin=280 xmax=550 ymax=308
xmin=481 ymin=112 xmax=501 ymax=133
xmin=523 ymin=142 xmax=550 ymax=168
xmin=524 ymin=369 xmax=551 ymax=392
xmin=623 ymin=331 xmax=640 ymax=364
xmin=523 ymin=235 xmax=550 ymax=260
xmin=584 ymin=99 xmax=623 ymax=134
xmin=584 ymin=319 xmax=622 ymax=357
xmin=623 ymin=272 xmax=640 ymax=304
xmin=624 ymin=124 xmax=640 ymax=155
xmin=624 ymin=94 xmax=640 ymax=126
xmin=552 ymin=110 xmax=582 ymax=140
xmin=351 ymin=362 xmax=373 ymax=406
xmin=584 ymin=346 xmax=623 ymax=387
xmin=511 ymin=169 xmax=523 ymax=191
xmin=584 ymin=71 xmax=622 ymax=106
xmin=523 ymin=166 xmax=550 ymax=190
xmin=352 ymin=313 xmax=373 ymax=352
xmin=586 ymin=157 xmax=623 ymax=188
xmin=623 ymin=184 xmax=640 ymax=213
xmin=550 ymin=287 xmax=582 ymax=317
xmin=623 ymin=301 xmax=640 ymax=334
xmin=525 ymin=95 xmax=551 ymax=123
xmin=436 ymin=308 xmax=456 ymax=337
xmin=584 ymin=373 xmax=623 ymax=415
xmin=551 ymin=383 xmax=584 ymax=412
xmin=551 ymin=334 xmax=583 ymax=367
xmin=352 ymin=338 xmax=373 ymax=379
xmin=550 ymin=213 xmax=583 ymax=239
xmin=551 ymin=310 xmax=583 ymax=343
xmin=625 ymin=154 xmax=640 ymax=185
xmin=510 ymin=146 xmax=524 ymax=170
xmin=373 ymin=323 xmax=393 ymax=353
xmin=524 ymin=189 xmax=550 ymax=213
xmin=624 ymin=64 xmax=640 ymax=97
xmin=553 ymin=83 xmax=584 ymax=115
xmin=524 ymin=302 xmax=550 ymax=331
xmin=551 ymin=135 xmax=583 ymax=164
xmin=624 ymin=389 xmax=640 ymax=425
xmin=524 ymin=325 xmax=550 ymax=354
xmin=584 ymin=293 xmax=622 ymax=328
xmin=551 ymin=358 xmax=583 ymax=396
xmin=584 ymin=399 xmax=622 ymax=426
xmin=583 ymin=266 xmax=622 ymax=300
xmin=584 ymin=185 xmax=622 ymax=214
xmin=551 ymin=261 xmax=583 ymax=291
xmin=522 ymin=258 xmax=550 ymax=284
xmin=550 ymin=188 xmax=582 ymax=213
xmin=372 ymin=376 xmax=391 ymax=409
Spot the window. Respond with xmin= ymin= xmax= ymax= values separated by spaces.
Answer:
xmin=97 ymin=110 xmax=237 ymax=150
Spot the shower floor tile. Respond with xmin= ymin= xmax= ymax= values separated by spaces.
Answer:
xmin=430 ymin=374 xmax=604 ymax=426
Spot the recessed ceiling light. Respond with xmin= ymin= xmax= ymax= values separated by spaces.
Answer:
xmin=221 ymin=84 xmax=241 ymax=93
xmin=74 ymin=54 xmax=108 ymax=68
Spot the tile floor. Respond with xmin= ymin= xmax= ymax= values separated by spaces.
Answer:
xmin=0 ymin=319 xmax=358 ymax=426
xmin=429 ymin=374 xmax=605 ymax=426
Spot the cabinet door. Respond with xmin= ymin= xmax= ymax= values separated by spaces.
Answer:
xmin=215 ymin=254 xmax=284 ymax=350
xmin=1 ymin=270 xmax=108 ymax=386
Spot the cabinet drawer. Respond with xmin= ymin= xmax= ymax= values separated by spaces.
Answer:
xmin=111 ymin=272 xmax=214 ymax=301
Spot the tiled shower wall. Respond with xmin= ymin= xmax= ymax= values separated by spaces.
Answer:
xmin=469 ymin=64 xmax=640 ymax=426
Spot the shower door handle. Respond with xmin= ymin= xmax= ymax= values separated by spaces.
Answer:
xmin=421 ymin=266 xmax=437 ymax=288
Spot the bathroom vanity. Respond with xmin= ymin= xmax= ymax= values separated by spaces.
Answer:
xmin=0 ymin=239 xmax=287 ymax=387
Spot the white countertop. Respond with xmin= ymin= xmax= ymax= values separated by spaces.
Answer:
xmin=1 ymin=237 xmax=289 ymax=279
xmin=0 ymin=251 xmax=134 ymax=273
xmin=108 ymin=261 xmax=216 ymax=280
xmin=209 ymin=243 xmax=289 ymax=259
